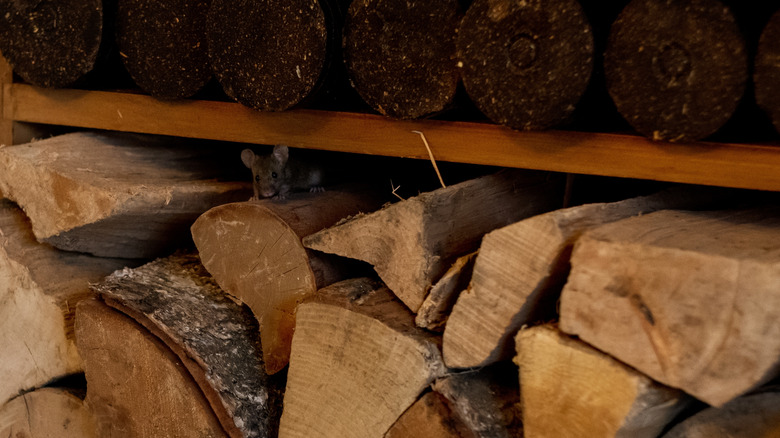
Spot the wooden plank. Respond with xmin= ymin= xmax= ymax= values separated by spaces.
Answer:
xmin=5 ymin=83 xmax=780 ymax=191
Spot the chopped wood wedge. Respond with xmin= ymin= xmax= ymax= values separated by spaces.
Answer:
xmin=279 ymin=277 xmax=447 ymax=438
xmin=415 ymin=252 xmax=477 ymax=332
xmin=560 ymin=207 xmax=780 ymax=407
xmin=0 ymin=132 xmax=249 ymax=258
xmin=384 ymin=391 xmax=472 ymax=438
xmin=0 ymin=388 xmax=97 ymax=438
xmin=516 ymin=324 xmax=689 ymax=438
xmin=304 ymin=170 xmax=562 ymax=312
xmin=0 ymin=200 xmax=128 ymax=405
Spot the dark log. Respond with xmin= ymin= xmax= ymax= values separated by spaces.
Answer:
xmin=754 ymin=8 xmax=780 ymax=135
xmin=604 ymin=0 xmax=748 ymax=142
xmin=457 ymin=0 xmax=594 ymax=130
xmin=116 ymin=0 xmax=212 ymax=98
xmin=0 ymin=0 xmax=118 ymax=88
xmin=207 ymin=0 xmax=353 ymax=112
xmin=342 ymin=0 xmax=462 ymax=119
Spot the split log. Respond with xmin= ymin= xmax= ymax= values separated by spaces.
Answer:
xmin=516 ymin=324 xmax=690 ymax=438
xmin=343 ymin=0 xmax=462 ymax=119
xmin=442 ymin=187 xmax=721 ymax=369
xmin=191 ymin=186 xmax=384 ymax=374
xmin=279 ymin=277 xmax=447 ymax=438
xmin=432 ymin=364 xmax=523 ymax=438
xmin=76 ymin=299 xmax=228 ymax=438
xmin=457 ymin=0 xmax=594 ymax=130
xmin=116 ymin=0 xmax=212 ymax=98
xmin=0 ymin=388 xmax=97 ymax=438
xmin=207 ymin=0 xmax=352 ymax=111
xmin=0 ymin=132 xmax=249 ymax=258
xmin=754 ymin=8 xmax=780 ymax=134
xmin=0 ymin=199 xmax=128 ymax=406
xmin=304 ymin=170 xmax=563 ymax=312
xmin=559 ymin=207 xmax=780 ymax=407
xmin=415 ymin=252 xmax=477 ymax=332
xmin=385 ymin=391 xmax=473 ymax=438
xmin=662 ymin=389 xmax=780 ymax=438
xmin=88 ymin=252 xmax=283 ymax=438
xmin=604 ymin=0 xmax=747 ymax=142
xmin=0 ymin=0 xmax=117 ymax=88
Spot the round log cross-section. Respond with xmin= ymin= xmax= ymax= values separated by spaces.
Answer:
xmin=457 ymin=0 xmax=594 ymax=131
xmin=0 ymin=0 xmax=105 ymax=88
xmin=116 ymin=0 xmax=212 ymax=99
xmin=207 ymin=0 xmax=343 ymax=111
xmin=754 ymin=8 xmax=780 ymax=135
xmin=604 ymin=0 xmax=748 ymax=142
xmin=343 ymin=0 xmax=462 ymax=119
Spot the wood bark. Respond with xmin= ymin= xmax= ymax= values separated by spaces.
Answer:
xmin=191 ymin=186 xmax=384 ymax=374
xmin=0 ymin=132 xmax=249 ymax=258
xmin=604 ymin=0 xmax=747 ymax=141
xmin=442 ymin=187 xmax=722 ymax=369
xmin=559 ymin=207 xmax=780 ymax=407
xmin=662 ymin=389 xmax=780 ymax=438
xmin=304 ymin=170 xmax=563 ymax=312
xmin=515 ymin=324 xmax=690 ymax=438
xmin=0 ymin=199 xmax=128 ymax=406
xmin=116 ymin=0 xmax=212 ymax=98
xmin=384 ymin=391 xmax=474 ymax=438
xmin=88 ymin=252 xmax=283 ymax=438
xmin=343 ymin=0 xmax=462 ymax=119
xmin=457 ymin=0 xmax=594 ymax=130
xmin=279 ymin=277 xmax=447 ymax=438
xmin=0 ymin=388 xmax=97 ymax=437
xmin=0 ymin=0 xmax=107 ymax=88
xmin=754 ymin=8 xmax=780 ymax=135
xmin=207 ymin=0 xmax=353 ymax=111
xmin=76 ymin=298 xmax=228 ymax=438
xmin=415 ymin=252 xmax=477 ymax=332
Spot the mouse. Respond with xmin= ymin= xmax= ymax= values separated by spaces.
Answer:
xmin=241 ymin=145 xmax=325 ymax=200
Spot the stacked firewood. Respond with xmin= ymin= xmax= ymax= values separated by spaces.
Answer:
xmin=0 ymin=131 xmax=779 ymax=437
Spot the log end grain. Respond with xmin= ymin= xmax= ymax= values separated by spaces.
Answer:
xmin=604 ymin=0 xmax=748 ymax=142
xmin=343 ymin=0 xmax=462 ymax=119
xmin=754 ymin=8 xmax=780 ymax=135
xmin=457 ymin=0 xmax=594 ymax=130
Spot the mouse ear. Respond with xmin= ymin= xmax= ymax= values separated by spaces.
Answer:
xmin=240 ymin=149 xmax=256 ymax=168
xmin=273 ymin=145 xmax=289 ymax=165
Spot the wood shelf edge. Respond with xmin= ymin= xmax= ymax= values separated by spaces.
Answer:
xmin=4 ymin=83 xmax=780 ymax=192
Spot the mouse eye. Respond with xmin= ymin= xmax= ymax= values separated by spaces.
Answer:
xmin=272 ymin=172 xmax=278 ymax=179
xmin=255 ymin=175 xmax=260 ymax=182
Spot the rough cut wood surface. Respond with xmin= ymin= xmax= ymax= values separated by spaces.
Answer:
xmin=604 ymin=0 xmax=747 ymax=141
xmin=415 ymin=252 xmax=477 ymax=332
xmin=90 ymin=252 xmax=282 ymax=438
xmin=0 ymin=132 xmax=249 ymax=258
xmin=76 ymin=299 xmax=228 ymax=438
xmin=384 ymin=391 xmax=472 ymax=438
xmin=304 ymin=170 xmax=562 ymax=312
xmin=560 ymin=207 xmax=780 ymax=407
xmin=279 ymin=277 xmax=447 ymax=438
xmin=442 ymin=187 xmax=721 ymax=369
xmin=662 ymin=389 xmax=780 ymax=438
xmin=457 ymin=0 xmax=594 ymax=130
xmin=0 ymin=200 xmax=128 ymax=406
xmin=343 ymin=0 xmax=462 ymax=119
xmin=0 ymin=388 xmax=97 ymax=438
xmin=516 ymin=324 xmax=689 ymax=438
xmin=191 ymin=187 xmax=383 ymax=374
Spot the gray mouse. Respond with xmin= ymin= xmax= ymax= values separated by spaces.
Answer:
xmin=241 ymin=145 xmax=324 ymax=200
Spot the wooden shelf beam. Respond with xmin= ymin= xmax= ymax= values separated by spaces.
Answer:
xmin=3 ymin=83 xmax=780 ymax=192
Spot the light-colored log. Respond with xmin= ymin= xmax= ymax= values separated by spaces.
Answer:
xmin=0 ymin=131 xmax=249 ymax=258
xmin=443 ymin=187 xmax=722 ymax=369
xmin=191 ymin=187 xmax=384 ymax=374
xmin=0 ymin=388 xmax=97 ymax=438
xmin=304 ymin=170 xmax=562 ymax=312
xmin=662 ymin=389 xmax=780 ymax=438
xmin=90 ymin=252 xmax=282 ymax=438
xmin=516 ymin=324 xmax=689 ymax=438
xmin=559 ymin=207 xmax=780 ymax=406
xmin=415 ymin=252 xmax=477 ymax=332
xmin=0 ymin=199 xmax=127 ymax=406
xmin=384 ymin=392 xmax=472 ymax=438
xmin=279 ymin=277 xmax=447 ymax=438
